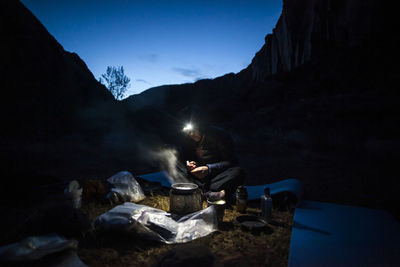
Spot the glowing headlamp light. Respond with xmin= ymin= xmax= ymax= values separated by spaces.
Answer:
xmin=183 ymin=123 xmax=194 ymax=132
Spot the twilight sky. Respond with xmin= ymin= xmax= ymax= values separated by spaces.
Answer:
xmin=21 ymin=0 xmax=282 ymax=98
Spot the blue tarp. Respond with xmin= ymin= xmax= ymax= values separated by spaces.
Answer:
xmin=137 ymin=171 xmax=173 ymax=188
xmin=246 ymin=178 xmax=303 ymax=202
xmin=288 ymin=201 xmax=400 ymax=267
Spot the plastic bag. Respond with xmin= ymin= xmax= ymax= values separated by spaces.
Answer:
xmin=107 ymin=171 xmax=145 ymax=202
xmin=64 ymin=180 xmax=83 ymax=208
xmin=94 ymin=202 xmax=217 ymax=244
xmin=0 ymin=234 xmax=78 ymax=262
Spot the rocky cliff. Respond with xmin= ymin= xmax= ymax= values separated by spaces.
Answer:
xmin=250 ymin=0 xmax=381 ymax=81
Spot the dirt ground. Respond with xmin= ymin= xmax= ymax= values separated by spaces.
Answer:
xmin=0 ymin=179 xmax=293 ymax=267
xmin=77 ymin=194 xmax=294 ymax=267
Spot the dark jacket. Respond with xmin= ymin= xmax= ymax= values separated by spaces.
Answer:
xmin=180 ymin=126 xmax=238 ymax=177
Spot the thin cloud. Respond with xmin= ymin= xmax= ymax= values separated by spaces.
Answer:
xmin=172 ymin=67 xmax=201 ymax=78
xmin=136 ymin=79 xmax=151 ymax=85
xmin=138 ymin=54 xmax=159 ymax=63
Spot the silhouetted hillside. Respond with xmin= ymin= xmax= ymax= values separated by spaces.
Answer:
xmin=0 ymin=0 xmax=154 ymax=187
xmin=0 ymin=0 xmax=117 ymax=138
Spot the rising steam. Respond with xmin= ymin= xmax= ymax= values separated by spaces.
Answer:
xmin=147 ymin=148 xmax=190 ymax=184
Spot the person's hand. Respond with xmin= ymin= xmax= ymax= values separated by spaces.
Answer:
xmin=190 ymin=166 xmax=209 ymax=179
xmin=186 ymin=161 xmax=197 ymax=171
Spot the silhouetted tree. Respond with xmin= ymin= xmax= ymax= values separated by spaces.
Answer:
xmin=99 ymin=66 xmax=131 ymax=100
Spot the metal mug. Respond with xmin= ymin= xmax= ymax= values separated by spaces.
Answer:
xmin=207 ymin=199 xmax=226 ymax=224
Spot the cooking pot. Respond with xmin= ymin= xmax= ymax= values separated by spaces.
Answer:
xmin=169 ymin=183 xmax=203 ymax=215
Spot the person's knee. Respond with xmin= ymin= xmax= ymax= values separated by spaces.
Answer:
xmin=208 ymin=167 xmax=245 ymax=192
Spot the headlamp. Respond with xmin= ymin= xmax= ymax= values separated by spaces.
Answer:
xmin=183 ymin=123 xmax=193 ymax=132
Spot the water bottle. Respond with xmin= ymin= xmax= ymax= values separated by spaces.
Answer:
xmin=236 ymin=185 xmax=248 ymax=213
xmin=261 ymin=187 xmax=273 ymax=221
